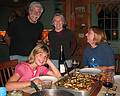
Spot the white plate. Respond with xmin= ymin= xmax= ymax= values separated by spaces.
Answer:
xmin=79 ymin=68 xmax=102 ymax=75
xmin=31 ymin=76 xmax=58 ymax=83
xmin=114 ymin=75 xmax=120 ymax=80
xmin=114 ymin=75 xmax=120 ymax=84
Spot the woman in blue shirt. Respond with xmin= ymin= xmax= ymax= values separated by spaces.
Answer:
xmin=83 ymin=26 xmax=114 ymax=70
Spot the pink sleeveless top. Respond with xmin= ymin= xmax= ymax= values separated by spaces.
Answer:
xmin=15 ymin=62 xmax=48 ymax=81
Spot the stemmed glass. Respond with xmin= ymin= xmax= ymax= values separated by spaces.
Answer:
xmin=102 ymin=70 xmax=114 ymax=96
xmin=72 ymin=60 xmax=79 ymax=72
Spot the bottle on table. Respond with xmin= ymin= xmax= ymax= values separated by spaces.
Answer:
xmin=59 ymin=45 xmax=67 ymax=76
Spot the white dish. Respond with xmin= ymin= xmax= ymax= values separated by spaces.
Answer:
xmin=114 ymin=75 xmax=120 ymax=84
xmin=79 ymin=68 xmax=102 ymax=75
xmin=31 ymin=76 xmax=58 ymax=83
xmin=114 ymin=75 xmax=120 ymax=79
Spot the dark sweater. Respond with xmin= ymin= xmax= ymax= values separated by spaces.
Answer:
xmin=7 ymin=16 xmax=43 ymax=56
xmin=48 ymin=28 xmax=76 ymax=60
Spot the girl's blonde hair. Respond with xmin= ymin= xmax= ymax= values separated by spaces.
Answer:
xmin=90 ymin=26 xmax=107 ymax=45
xmin=28 ymin=43 xmax=50 ymax=64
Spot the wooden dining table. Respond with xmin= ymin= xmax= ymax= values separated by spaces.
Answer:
xmin=21 ymin=70 xmax=102 ymax=96
xmin=97 ymin=75 xmax=120 ymax=96
xmin=22 ymin=84 xmax=102 ymax=96
xmin=23 ymin=92 xmax=30 ymax=96
xmin=8 ymin=69 xmax=120 ymax=96
xmin=22 ymin=76 xmax=120 ymax=96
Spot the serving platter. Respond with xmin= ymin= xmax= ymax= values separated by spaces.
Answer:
xmin=55 ymin=71 xmax=102 ymax=96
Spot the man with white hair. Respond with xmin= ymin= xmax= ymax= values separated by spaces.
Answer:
xmin=6 ymin=1 xmax=44 ymax=62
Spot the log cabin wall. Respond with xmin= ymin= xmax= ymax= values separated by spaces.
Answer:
xmin=60 ymin=0 xmax=91 ymax=66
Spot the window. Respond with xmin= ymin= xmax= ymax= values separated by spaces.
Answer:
xmin=98 ymin=6 xmax=119 ymax=40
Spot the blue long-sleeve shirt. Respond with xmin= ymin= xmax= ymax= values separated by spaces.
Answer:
xmin=83 ymin=42 xmax=115 ymax=67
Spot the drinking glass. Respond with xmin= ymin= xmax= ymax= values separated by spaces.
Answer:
xmin=0 ymin=87 xmax=6 ymax=96
xmin=72 ymin=60 xmax=79 ymax=72
xmin=41 ymin=80 xmax=52 ymax=89
xmin=102 ymin=70 xmax=114 ymax=96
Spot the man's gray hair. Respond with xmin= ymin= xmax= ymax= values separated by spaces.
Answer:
xmin=52 ymin=13 xmax=67 ymax=25
xmin=29 ymin=1 xmax=43 ymax=13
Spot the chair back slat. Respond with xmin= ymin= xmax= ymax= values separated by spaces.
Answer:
xmin=115 ymin=54 xmax=120 ymax=75
xmin=0 ymin=72 xmax=4 ymax=86
xmin=7 ymin=68 xmax=11 ymax=78
xmin=11 ymin=67 xmax=15 ymax=74
xmin=0 ymin=60 xmax=18 ymax=87
xmin=3 ymin=69 xmax=7 ymax=82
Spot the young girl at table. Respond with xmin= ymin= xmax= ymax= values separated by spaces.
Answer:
xmin=6 ymin=43 xmax=61 ymax=91
xmin=83 ymin=26 xmax=115 ymax=70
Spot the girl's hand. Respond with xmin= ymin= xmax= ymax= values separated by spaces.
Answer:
xmin=46 ymin=59 xmax=52 ymax=65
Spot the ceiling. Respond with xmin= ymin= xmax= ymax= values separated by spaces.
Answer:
xmin=1 ymin=0 xmax=120 ymax=8
xmin=0 ymin=0 xmax=29 ymax=7
xmin=92 ymin=0 xmax=120 ymax=4
xmin=0 ymin=0 xmax=59 ymax=7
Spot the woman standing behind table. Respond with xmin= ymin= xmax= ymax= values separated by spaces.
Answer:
xmin=6 ymin=43 xmax=61 ymax=91
xmin=48 ymin=13 xmax=76 ymax=68
xmin=83 ymin=26 xmax=115 ymax=70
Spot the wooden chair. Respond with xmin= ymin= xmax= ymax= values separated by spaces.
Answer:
xmin=115 ymin=54 xmax=120 ymax=75
xmin=0 ymin=59 xmax=18 ymax=87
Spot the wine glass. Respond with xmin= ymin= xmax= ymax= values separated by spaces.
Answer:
xmin=72 ymin=60 xmax=79 ymax=72
xmin=102 ymin=70 xmax=114 ymax=96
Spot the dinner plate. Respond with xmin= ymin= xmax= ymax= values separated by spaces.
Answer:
xmin=114 ymin=75 xmax=120 ymax=79
xmin=79 ymin=68 xmax=102 ymax=75
xmin=114 ymin=75 xmax=120 ymax=84
xmin=31 ymin=76 xmax=58 ymax=83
